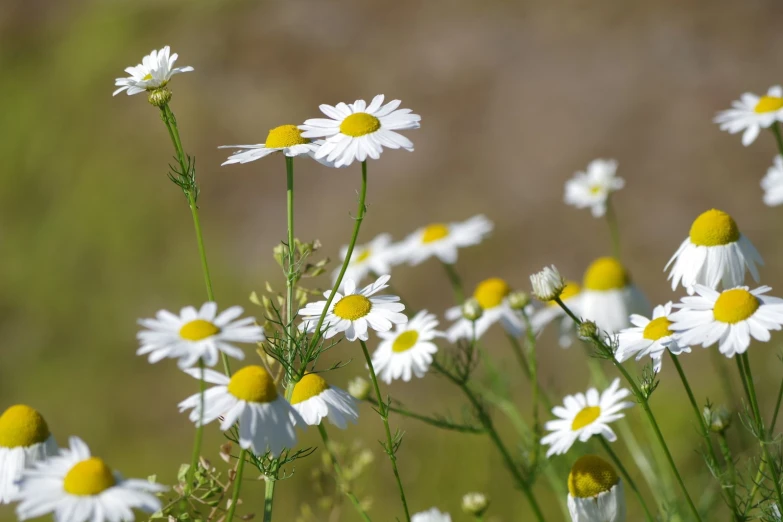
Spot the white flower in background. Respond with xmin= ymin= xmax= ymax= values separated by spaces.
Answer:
xmin=0 ymin=405 xmax=58 ymax=504
xmin=137 ymin=303 xmax=264 ymax=369
xmin=179 ymin=366 xmax=302 ymax=457
xmin=530 ymin=265 xmax=566 ymax=302
xmin=299 ymin=95 xmax=420 ymax=168
xmin=714 ymin=85 xmax=783 ymax=146
xmin=333 ymin=233 xmax=401 ymax=285
xmin=669 ymin=285 xmax=783 ymax=358
xmin=666 ymin=209 xmax=762 ymax=294
xmin=290 ymin=373 xmax=359 ymax=429
xmin=541 ymin=378 xmax=633 ymax=457
xmin=400 ymin=215 xmax=493 ymax=265
xmin=411 ymin=508 xmax=452 ymax=522
xmin=347 ymin=376 xmax=371 ymax=400
xmin=113 ymin=45 xmax=193 ymax=96
xmin=567 ymin=455 xmax=626 ymax=522
xmin=446 ymin=278 xmax=525 ymax=341
xmin=461 ymin=492 xmax=489 ymax=516
xmin=372 ymin=310 xmax=444 ymax=383
xmin=762 ymin=156 xmax=783 ymax=207
xmin=531 ymin=281 xmax=583 ymax=348
xmin=15 ymin=437 xmax=164 ymax=522
xmin=299 ymin=275 xmax=407 ymax=342
xmin=564 ymin=159 xmax=624 ymax=218
xmin=580 ymin=257 xmax=649 ymax=335
xmin=219 ymin=124 xmax=321 ymax=164
xmin=616 ymin=302 xmax=691 ymax=372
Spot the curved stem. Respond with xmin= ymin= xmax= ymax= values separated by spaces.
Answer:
xmin=226 ymin=449 xmax=247 ymax=522
xmin=441 ymin=262 xmax=465 ymax=303
xmin=366 ymin=397 xmax=484 ymax=434
xmin=185 ymin=361 xmax=206 ymax=494
xmin=770 ymin=377 xmax=783 ymax=434
xmin=318 ymin=423 xmax=372 ymax=521
xmin=598 ymin=437 xmax=655 ymax=522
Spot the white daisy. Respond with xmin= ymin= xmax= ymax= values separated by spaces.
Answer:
xmin=137 ymin=302 xmax=264 ymax=369
xmin=564 ymin=159 xmax=624 ymax=218
xmin=541 ymin=378 xmax=634 ymax=457
xmin=219 ymin=124 xmax=321 ymax=164
xmin=669 ymin=285 xmax=783 ymax=358
xmin=714 ymin=85 xmax=783 ymax=146
xmin=372 ymin=310 xmax=444 ymax=383
xmin=411 ymin=508 xmax=452 ymax=522
xmin=15 ymin=436 xmax=164 ymax=522
xmin=179 ymin=365 xmax=302 ymax=457
xmin=290 ymin=373 xmax=359 ymax=429
xmin=113 ymin=45 xmax=193 ymax=96
xmin=333 ymin=233 xmax=401 ymax=285
xmin=666 ymin=209 xmax=762 ymax=294
xmin=530 ymin=265 xmax=566 ymax=302
xmin=299 ymin=94 xmax=420 ymax=168
xmin=531 ymin=281 xmax=583 ymax=348
xmin=762 ymin=155 xmax=783 ymax=207
xmin=400 ymin=215 xmax=493 ymax=266
xmin=616 ymin=302 xmax=691 ymax=372
xmin=461 ymin=492 xmax=489 ymax=516
xmin=579 ymin=257 xmax=649 ymax=335
xmin=446 ymin=278 xmax=524 ymax=341
xmin=0 ymin=405 xmax=58 ymax=504
xmin=299 ymin=275 xmax=407 ymax=342
xmin=567 ymin=455 xmax=626 ymax=522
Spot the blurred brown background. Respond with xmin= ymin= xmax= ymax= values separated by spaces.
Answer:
xmin=2 ymin=0 xmax=783 ymax=519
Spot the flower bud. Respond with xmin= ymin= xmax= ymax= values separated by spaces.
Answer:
xmin=530 ymin=265 xmax=566 ymax=302
xmin=147 ymin=87 xmax=172 ymax=107
xmin=577 ymin=320 xmax=598 ymax=340
xmin=461 ymin=298 xmax=483 ymax=321
xmin=347 ymin=377 xmax=370 ymax=401
xmin=461 ymin=492 xmax=489 ymax=516
xmin=508 ymin=291 xmax=531 ymax=311
xmin=704 ymin=405 xmax=732 ymax=433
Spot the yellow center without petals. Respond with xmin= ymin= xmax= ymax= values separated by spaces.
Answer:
xmin=355 ymin=249 xmax=372 ymax=263
xmin=643 ymin=317 xmax=672 ymax=341
xmin=689 ymin=209 xmax=740 ymax=247
xmin=392 ymin=330 xmax=420 ymax=353
xmin=473 ymin=278 xmax=511 ymax=309
xmin=713 ymin=289 xmax=760 ymax=324
xmin=548 ymin=281 xmax=581 ymax=307
xmin=63 ymin=458 xmax=117 ymax=496
xmin=755 ymin=96 xmax=783 ymax=114
xmin=333 ymin=295 xmax=372 ymax=320
xmin=179 ymin=319 xmax=220 ymax=341
xmin=572 ymin=406 xmax=601 ymax=431
xmin=290 ymin=373 xmax=329 ymax=404
xmin=568 ymin=455 xmax=619 ymax=499
xmin=421 ymin=224 xmax=450 ymax=243
xmin=227 ymin=365 xmax=278 ymax=403
xmin=265 ymin=124 xmax=310 ymax=149
xmin=583 ymin=257 xmax=629 ymax=291
xmin=0 ymin=405 xmax=50 ymax=448
xmin=340 ymin=113 xmax=381 ymax=137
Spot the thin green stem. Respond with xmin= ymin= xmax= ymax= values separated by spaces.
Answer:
xmin=717 ymin=432 xmax=741 ymax=520
xmin=520 ymin=310 xmax=541 ymax=467
xmin=605 ymin=195 xmax=621 ymax=260
xmin=772 ymin=122 xmax=783 ymax=157
xmin=770 ymin=377 xmax=783 ymax=435
xmin=285 ymin=156 xmax=296 ymax=386
xmin=441 ymin=262 xmax=465 ymax=303
xmin=226 ymin=449 xmax=247 ymax=522
xmin=506 ymin=334 xmax=554 ymax=411
xmin=318 ymin=423 xmax=372 ymax=521
xmin=598 ymin=437 xmax=655 ymax=522
xmin=263 ymin=476 xmax=275 ymax=522
xmin=185 ymin=361 xmax=206 ymax=494
xmin=365 ymin=397 xmax=484 ymax=434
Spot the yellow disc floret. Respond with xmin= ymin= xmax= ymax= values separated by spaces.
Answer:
xmin=548 ymin=281 xmax=581 ymax=307
xmin=421 ymin=224 xmax=450 ymax=243
xmin=290 ymin=373 xmax=329 ymax=405
xmin=0 ymin=405 xmax=51 ymax=448
xmin=340 ymin=113 xmax=381 ymax=137
xmin=755 ymin=96 xmax=783 ymax=114
xmin=227 ymin=365 xmax=278 ymax=403
xmin=333 ymin=295 xmax=372 ymax=320
xmin=63 ymin=457 xmax=117 ymax=496
xmin=265 ymin=124 xmax=310 ymax=149
xmin=180 ymin=319 xmax=220 ymax=341
xmin=473 ymin=278 xmax=511 ymax=309
xmin=568 ymin=455 xmax=619 ymax=499
xmin=713 ymin=288 xmax=760 ymax=324
xmin=583 ymin=257 xmax=629 ymax=291
xmin=354 ymin=249 xmax=372 ymax=263
xmin=689 ymin=209 xmax=740 ymax=247
xmin=392 ymin=330 xmax=420 ymax=353
xmin=643 ymin=317 xmax=673 ymax=341
xmin=571 ymin=406 xmax=601 ymax=431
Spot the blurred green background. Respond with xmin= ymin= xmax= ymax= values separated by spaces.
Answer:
xmin=2 ymin=0 xmax=783 ymax=519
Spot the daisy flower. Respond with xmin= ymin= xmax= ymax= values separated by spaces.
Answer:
xmin=714 ymin=85 xmax=783 ymax=146
xmin=179 ymin=365 xmax=302 ymax=457
xmin=616 ymin=302 xmax=691 ymax=372
xmin=530 ymin=265 xmax=566 ymax=302
xmin=219 ymin=124 xmax=321 ymax=164
xmin=762 ymin=156 xmax=783 ymax=207
xmin=113 ymin=45 xmax=193 ymax=96
xmin=411 ymin=508 xmax=452 ymax=522
xmin=0 ymin=405 xmax=58 ymax=504
xmin=15 ymin=436 xmax=164 ymax=522
xmin=333 ymin=233 xmax=401 ymax=285
xmin=530 ymin=280 xmax=583 ymax=348
xmin=567 ymin=455 xmax=626 ymax=522
xmin=400 ymin=215 xmax=493 ymax=266
xmin=666 ymin=209 xmax=762 ymax=294
xmin=541 ymin=378 xmax=634 ymax=457
xmin=137 ymin=303 xmax=264 ymax=369
xmin=564 ymin=159 xmax=624 ymax=218
xmin=290 ymin=373 xmax=359 ymax=429
xmin=372 ymin=310 xmax=444 ymax=383
xmin=299 ymin=94 xmax=420 ymax=168
xmin=299 ymin=275 xmax=407 ymax=342
xmin=461 ymin=492 xmax=489 ymax=517
xmin=580 ymin=257 xmax=649 ymax=335
xmin=669 ymin=285 xmax=783 ymax=358
xmin=446 ymin=278 xmax=524 ymax=341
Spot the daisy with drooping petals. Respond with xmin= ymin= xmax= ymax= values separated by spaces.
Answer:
xmin=531 ymin=281 xmax=583 ymax=348
xmin=567 ymin=455 xmax=626 ymax=522
xmin=219 ymin=124 xmax=322 ymax=165
xmin=299 ymin=95 xmax=420 ymax=168
xmin=137 ymin=303 xmax=265 ymax=369
xmin=762 ymin=156 xmax=783 ymax=207
xmin=179 ymin=365 xmax=302 ymax=457
xmin=616 ymin=302 xmax=691 ymax=372
xmin=372 ymin=310 xmax=444 ymax=383
xmin=669 ymin=285 xmax=783 ymax=358
xmin=714 ymin=86 xmax=783 ymax=146
xmin=113 ymin=45 xmax=193 ymax=96
xmin=564 ymin=159 xmax=624 ymax=218
xmin=400 ymin=215 xmax=493 ymax=266
xmin=579 ymin=257 xmax=649 ymax=335
xmin=0 ymin=405 xmax=58 ymax=504
xmin=299 ymin=275 xmax=407 ymax=342
xmin=446 ymin=278 xmax=524 ymax=341
xmin=666 ymin=209 xmax=762 ymax=294
xmin=15 ymin=436 xmax=164 ymax=522
xmin=541 ymin=378 xmax=634 ymax=457
xmin=333 ymin=233 xmax=401 ymax=285
xmin=411 ymin=508 xmax=452 ymax=522
xmin=290 ymin=373 xmax=359 ymax=429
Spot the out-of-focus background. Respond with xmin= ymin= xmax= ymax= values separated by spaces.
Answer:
xmin=2 ymin=0 xmax=783 ymax=519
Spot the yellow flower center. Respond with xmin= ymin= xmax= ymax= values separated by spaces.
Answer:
xmin=568 ymin=455 xmax=619 ymax=499
xmin=548 ymin=281 xmax=581 ymax=307
xmin=421 ymin=224 xmax=450 ymax=243
xmin=227 ymin=365 xmax=278 ymax=403
xmin=333 ymin=295 xmax=372 ymax=321
xmin=583 ymin=257 xmax=629 ymax=291
xmin=290 ymin=373 xmax=329 ymax=404
xmin=354 ymin=249 xmax=372 ymax=263
xmin=589 ymin=185 xmax=602 ymax=194
xmin=392 ymin=330 xmax=420 ymax=353
xmin=713 ymin=289 xmax=760 ymax=324
xmin=689 ymin=209 xmax=740 ymax=247
xmin=754 ymin=96 xmax=783 ymax=114
xmin=265 ymin=124 xmax=310 ymax=149
xmin=572 ymin=406 xmax=601 ymax=431
xmin=643 ymin=317 xmax=672 ymax=341
xmin=63 ymin=457 xmax=117 ymax=496
xmin=0 ymin=405 xmax=51 ymax=448
xmin=142 ymin=73 xmax=153 ymax=81
xmin=473 ymin=278 xmax=511 ymax=309
xmin=340 ymin=113 xmax=381 ymax=137
xmin=179 ymin=319 xmax=220 ymax=341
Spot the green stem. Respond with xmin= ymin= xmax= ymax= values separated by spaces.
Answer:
xmin=226 ymin=449 xmax=247 ymax=522
xmin=717 ymin=432 xmax=741 ymax=520
xmin=185 ymin=361 xmax=206 ymax=494
xmin=605 ymin=195 xmax=621 ymax=260
xmin=263 ymin=475 xmax=275 ymax=522
xmin=366 ymin=397 xmax=484 ymax=434
xmin=285 ymin=156 xmax=296 ymax=386
xmin=317 ymin=423 xmax=372 ymax=521
xmin=772 ymin=122 xmax=783 ymax=157
xmin=770 ymin=377 xmax=783 ymax=435
xmin=598 ymin=437 xmax=655 ymax=522
xmin=520 ymin=310 xmax=541 ymax=466
xmin=441 ymin=262 xmax=465 ymax=303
